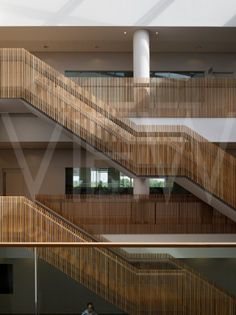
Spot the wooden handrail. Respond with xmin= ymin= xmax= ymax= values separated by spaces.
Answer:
xmin=0 ymin=48 xmax=236 ymax=210
xmin=0 ymin=196 xmax=235 ymax=314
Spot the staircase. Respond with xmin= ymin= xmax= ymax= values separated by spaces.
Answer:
xmin=0 ymin=48 xmax=235 ymax=213
xmin=0 ymin=196 xmax=235 ymax=315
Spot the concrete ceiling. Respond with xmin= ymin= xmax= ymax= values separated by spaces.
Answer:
xmin=0 ymin=26 xmax=236 ymax=52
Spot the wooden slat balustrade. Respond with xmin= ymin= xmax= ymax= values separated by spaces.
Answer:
xmin=0 ymin=196 xmax=235 ymax=315
xmin=0 ymin=49 xmax=236 ymax=210
xmin=73 ymin=76 xmax=236 ymax=118
xmin=36 ymin=194 xmax=236 ymax=234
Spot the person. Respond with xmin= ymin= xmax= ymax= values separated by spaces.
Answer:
xmin=81 ymin=302 xmax=98 ymax=315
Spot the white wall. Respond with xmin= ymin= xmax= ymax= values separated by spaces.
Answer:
xmin=0 ymin=115 xmax=71 ymax=143
xmin=1 ymin=115 xmax=236 ymax=144
xmin=0 ymin=0 xmax=236 ymax=26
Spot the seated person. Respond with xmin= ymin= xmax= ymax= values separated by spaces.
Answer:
xmin=82 ymin=302 xmax=98 ymax=315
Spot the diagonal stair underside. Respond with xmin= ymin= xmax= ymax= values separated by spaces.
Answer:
xmin=0 ymin=196 xmax=235 ymax=315
xmin=0 ymin=48 xmax=236 ymax=212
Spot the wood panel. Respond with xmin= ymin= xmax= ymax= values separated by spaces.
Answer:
xmin=36 ymin=194 xmax=236 ymax=234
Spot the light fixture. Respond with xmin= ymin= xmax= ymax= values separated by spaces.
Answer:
xmin=124 ymin=31 xmax=127 ymax=35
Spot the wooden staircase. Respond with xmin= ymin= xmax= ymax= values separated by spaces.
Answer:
xmin=0 ymin=196 xmax=235 ymax=315
xmin=0 ymin=48 xmax=236 ymax=209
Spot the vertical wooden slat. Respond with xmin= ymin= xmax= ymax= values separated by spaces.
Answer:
xmin=0 ymin=196 xmax=235 ymax=314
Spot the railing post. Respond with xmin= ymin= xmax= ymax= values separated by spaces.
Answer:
xmin=34 ymin=247 xmax=38 ymax=315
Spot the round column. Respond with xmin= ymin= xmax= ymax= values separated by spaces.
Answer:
xmin=133 ymin=29 xmax=150 ymax=78
xmin=133 ymin=30 xmax=150 ymax=195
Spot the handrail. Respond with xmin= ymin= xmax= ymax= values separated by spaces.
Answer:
xmin=0 ymin=48 xmax=236 ymax=209
xmin=0 ymin=196 xmax=235 ymax=314
xmin=34 ymin=199 xmax=99 ymax=242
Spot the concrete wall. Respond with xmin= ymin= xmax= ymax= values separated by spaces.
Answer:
xmin=0 ymin=248 xmax=124 ymax=314
xmin=182 ymin=258 xmax=236 ymax=296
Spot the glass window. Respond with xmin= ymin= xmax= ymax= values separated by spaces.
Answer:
xmin=65 ymin=70 xmax=205 ymax=79
xmin=150 ymin=71 xmax=204 ymax=79
xmin=65 ymin=71 xmax=133 ymax=78
xmin=120 ymin=173 xmax=133 ymax=188
xmin=72 ymin=168 xmax=81 ymax=188
xmin=66 ymin=168 xmax=133 ymax=194
xmin=91 ymin=168 xmax=108 ymax=188
xmin=149 ymin=178 xmax=166 ymax=188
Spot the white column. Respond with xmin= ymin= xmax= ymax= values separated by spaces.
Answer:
xmin=133 ymin=29 xmax=150 ymax=78
xmin=133 ymin=30 xmax=150 ymax=195
xmin=133 ymin=178 xmax=149 ymax=195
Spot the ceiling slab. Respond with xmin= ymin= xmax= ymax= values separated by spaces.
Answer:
xmin=0 ymin=27 xmax=235 ymax=52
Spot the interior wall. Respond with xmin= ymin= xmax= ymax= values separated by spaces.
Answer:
xmin=35 ymin=52 xmax=236 ymax=74
xmin=182 ymin=258 xmax=236 ymax=296
xmin=0 ymin=148 xmax=110 ymax=198
xmin=0 ymin=115 xmax=72 ymax=143
xmin=0 ymin=248 xmax=124 ymax=314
